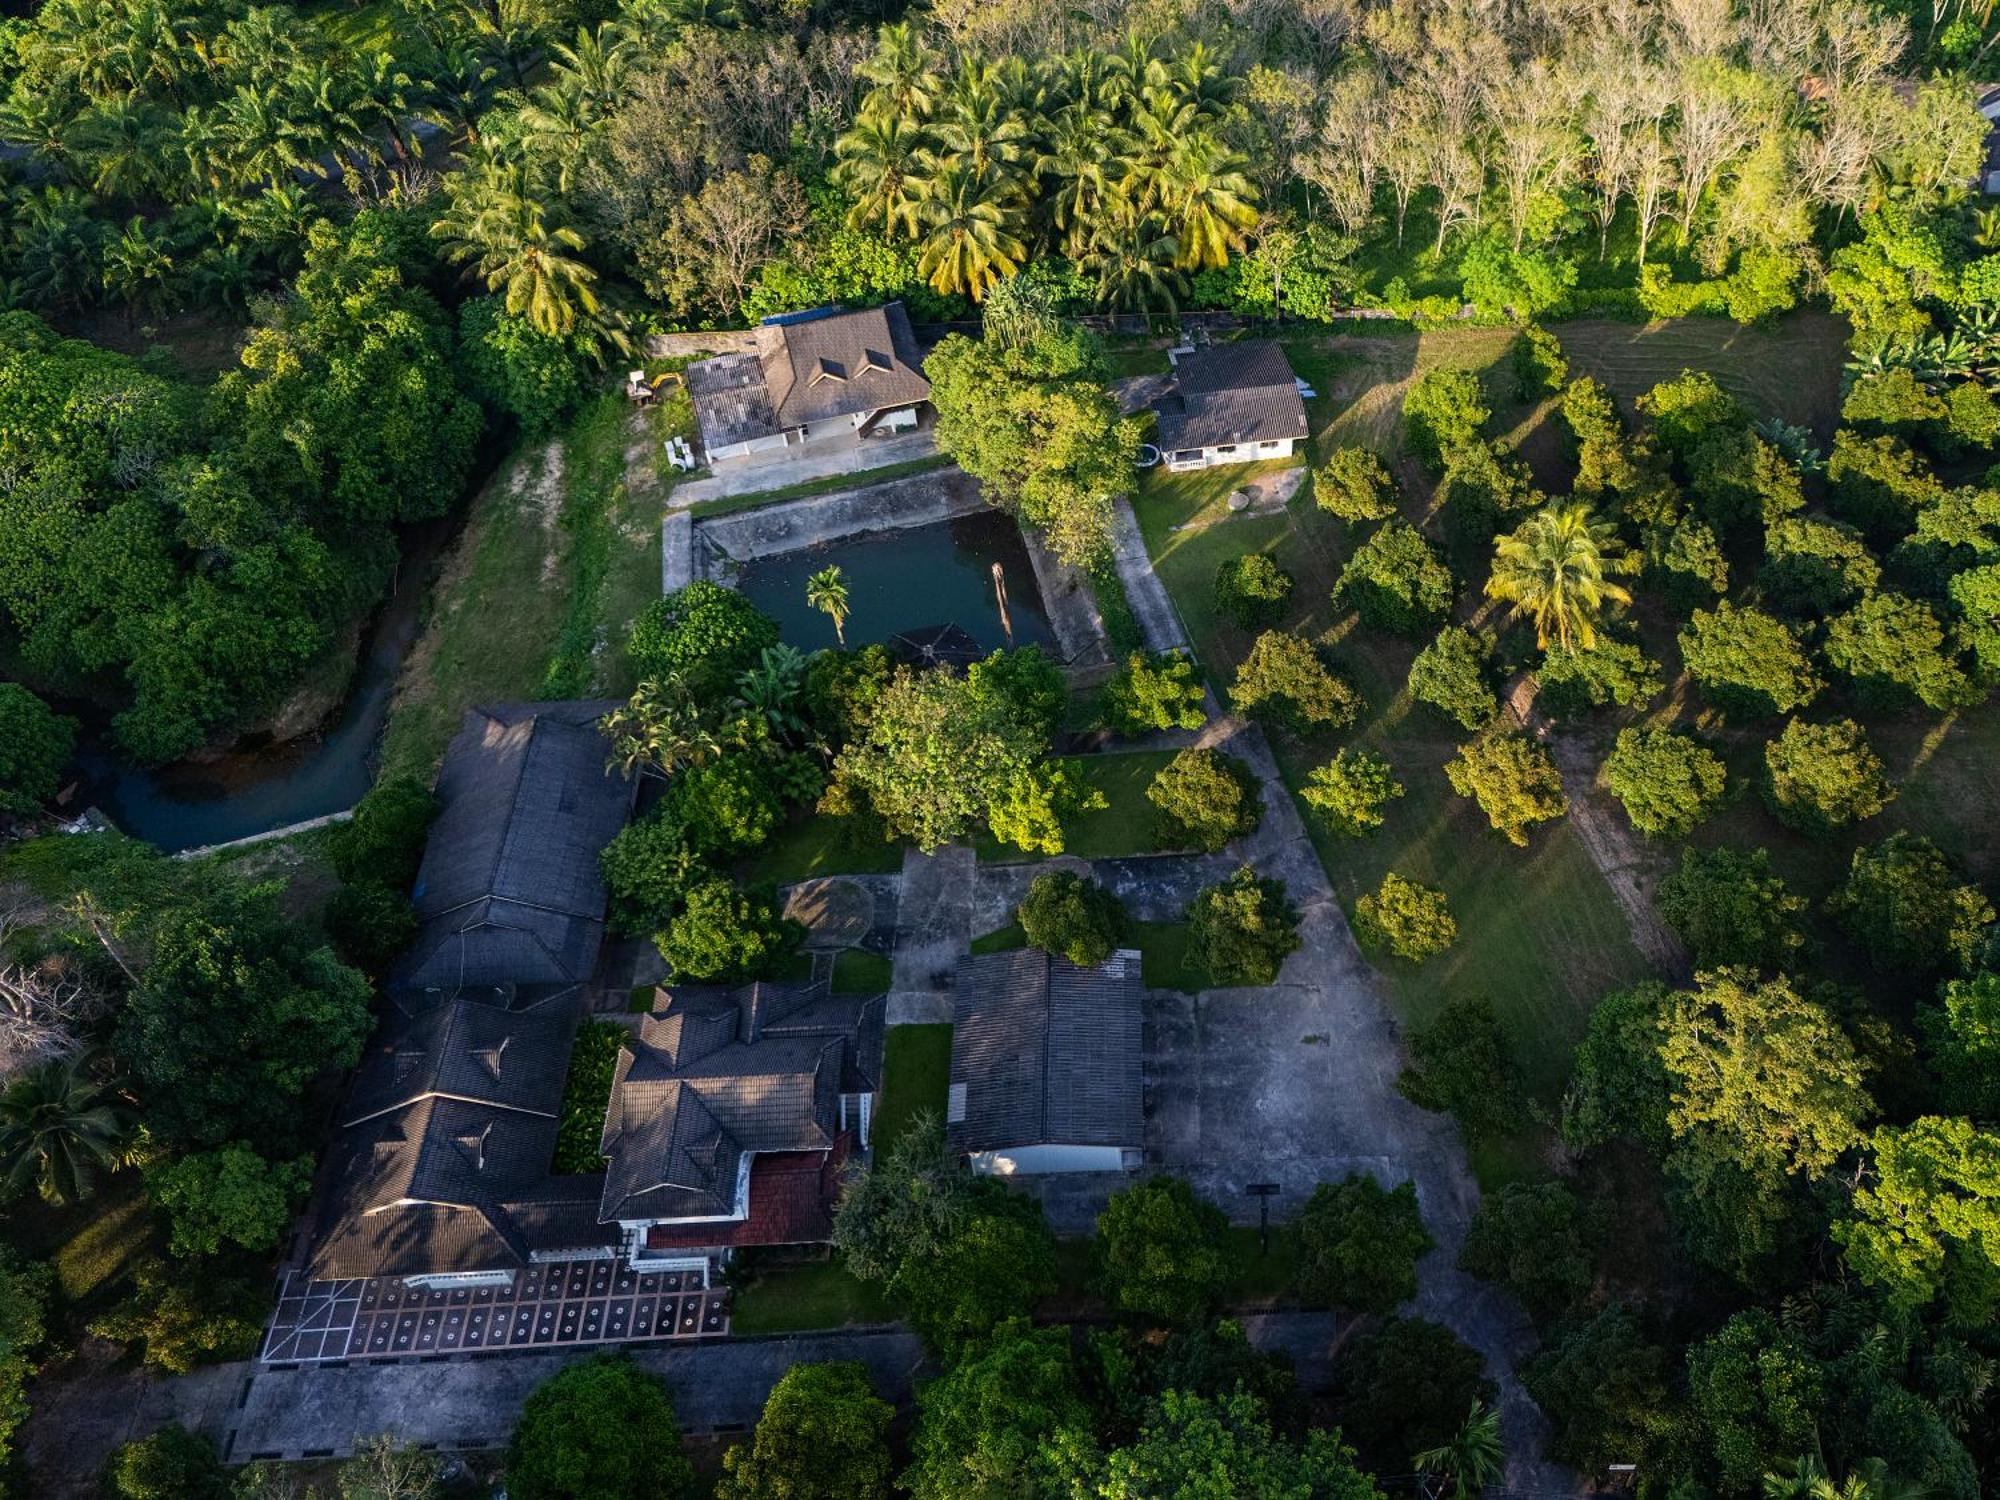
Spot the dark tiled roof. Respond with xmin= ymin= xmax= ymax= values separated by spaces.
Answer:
xmin=689 ymin=303 xmax=930 ymax=449
xmin=307 ymin=993 xmax=621 ymax=1279
xmin=597 ymin=983 xmax=882 ymax=1226
xmin=1153 ymin=340 xmax=1309 ymax=453
xmin=402 ymin=703 xmax=633 ymax=989
xmin=948 ymin=949 xmax=1143 ymax=1153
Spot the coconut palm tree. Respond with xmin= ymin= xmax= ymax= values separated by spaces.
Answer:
xmin=0 ymin=1053 xmax=134 ymax=1207
xmin=1037 ymin=103 xmax=1115 ymax=258
xmin=600 ymin=676 xmax=719 ymax=779
xmin=1088 ymin=212 xmax=1182 ymax=314
xmin=1413 ymin=1400 xmax=1505 ymax=1500
xmin=836 ymin=111 xmax=928 ymax=238
xmin=432 ymin=159 xmax=601 ymax=337
xmin=806 ymin=566 xmax=850 ymax=646
xmin=913 ymin=161 xmax=1026 ymax=303
xmin=1763 ymin=1455 xmax=1920 ymax=1500
xmin=1485 ymin=501 xmax=1633 ymax=650
xmin=1164 ymin=135 xmax=1259 ymax=271
xmin=931 ymin=61 xmax=1031 ymax=181
xmin=855 ymin=21 xmax=940 ymax=123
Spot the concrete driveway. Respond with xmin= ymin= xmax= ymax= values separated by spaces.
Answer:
xmin=673 ymin=428 xmax=939 ymax=504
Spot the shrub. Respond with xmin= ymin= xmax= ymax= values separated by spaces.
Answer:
xmin=1436 ymin=438 xmax=1539 ymax=545
xmin=1678 ymin=602 xmax=1820 ymax=717
xmin=1214 ymin=553 xmax=1294 ymax=628
xmin=1353 ymin=874 xmax=1456 ymax=963
xmin=891 ymin=1183 xmax=1059 ymax=1355
xmin=629 ymin=582 xmax=779 ymax=694
xmin=657 ymin=878 xmax=799 ymax=981
xmin=1658 ymin=847 xmax=1808 ymax=972
xmin=1102 ymin=651 xmax=1206 ymax=735
xmin=1513 ymin=325 xmax=1569 ymax=399
xmin=324 ymin=879 xmax=419 ymax=974
xmin=1229 ymin=631 xmax=1362 ymax=730
xmin=103 ymin=1425 xmax=230 ymax=1500
xmin=553 ymin=1020 xmax=626 ymax=1174
xmin=89 ymin=1257 xmax=263 ymax=1373
xmin=1335 ymin=519 xmax=1455 ymax=634
xmin=1921 ymin=972 xmax=2000 ymax=1120
xmin=1444 ymin=731 xmax=1567 ymax=845
xmin=1951 ymin=564 xmax=2000 ymax=683
xmin=146 ymin=1145 xmax=312 ymax=1259
xmin=1762 ymin=718 xmax=1894 ymax=835
xmin=1146 ymin=747 xmax=1261 ymax=853
xmin=1187 ymin=866 xmax=1301 ymax=986
xmin=1687 ymin=428 xmax=1804 ymax=533
xmin=1760 ymin=517 xmax=1881 ymax=616
xmin=1299 ymin=749 xmax=1404 ymax=837
xmin=328 ymin=774 xmax=437 ymax=891
xmin=1536 ymin=637 xmax=1662 ymax=718
xmin=1314 ymin=445 xmax=1398 ymax=521
xmin=1094 ymin=1176 xmax=1229 ymax=1327
xmin=1830 ymin=832 xmax=1995 ymax=978
xmin=1403 ymin=369 xmax=1490 ymax=472
xmin=1561 ymin=981 xmax=1674 ymax=1153
xmin=1459 ymin=1180 xmax=1600 ymax=1321
xmin=1644 ymin=520 xmax=1729 ymax=613
xmin=458 ymin=296 xmax=594 ymax=437
xmin=1635 ymin=370 xmax=1745 ymax=460
xmin=601 ymin=812 xmax=707 ymax=934
xmin=1396 ymin=997 xmax=1522 ymax=1143
xmin=655 ymin=756 xmax=787 ymax=859
xmin=1524 ymin=1305 xmax=1675 ymax=1475
xmin=1330 ymin=1317 xmax=1496 ymax=1475
xmin=1408 ymin=625 xmax=1498 ymax=730
xmin=0 ymin=684 xmax=77 ymax=816
xmin=508 ymin=1354 xmax=695 ymax=1500
xmin=1017 ymin=870 xmax=1127 ymax=968
xmin=1294 ymin=1174 xmax=1433 ymax=1313
xmin=1823 ymin=590 xmax=1976 ymax=712
xmin=1602 ymin=727 xmax=1726 ymax=837
xmin=1827 ymin=430 xmax=1943 ymax=541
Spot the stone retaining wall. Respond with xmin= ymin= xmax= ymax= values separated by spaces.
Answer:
xmin=691 ymin=468 xmax=988 ymax=575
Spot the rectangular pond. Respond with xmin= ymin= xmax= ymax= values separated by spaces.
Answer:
xmin=732 ymin=510 xmax=1056 ymax=655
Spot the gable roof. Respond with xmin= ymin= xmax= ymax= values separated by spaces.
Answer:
xmin=948 ymin=949 xmax=1144 ymax=1153
xmin=1153 ymin=340 xmax=1309 ymax=454
xmin=402 ymin=702 xmax=632 ymax=990
xmin=598 ymin=982 xmax=882 ymax=1224
xmin=307 ymin=992 xmax=618 ymax=1279
xmin=689 ymin=303 xmax=930 ymax=450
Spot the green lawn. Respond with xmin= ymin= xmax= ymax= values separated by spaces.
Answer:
xmin=1133 ymin=920 xmax=1202 ymax=992
xmin=1220 ymin=1225 xmax=1299 ymax=1305
xmin=973 ymin=749 xmax=1181 ymax=863
xmin=739 ymin=811 xmax=907 ymax=885
xmin=875 ymin=1023 xmax=952 ymax=1151
xmin=832 ymin=948 xmax=894 ymax=996
xmin=729 ymin=1258 xmax=895 ymax=1335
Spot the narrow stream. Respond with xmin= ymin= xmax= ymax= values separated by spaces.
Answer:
xmin=71 ymin=520 xmax=450 ymax=854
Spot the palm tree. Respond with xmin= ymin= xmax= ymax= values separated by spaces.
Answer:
xmin=1037 ymin=103 xmax=1114 ymax=258
xmin=806 ymin=566 xmax=850 ymax=646
xmin=1088 ymin=212 xmax=1182 ymax=315
xmin=931 ymin=62 xmax=1031 ymax=181
xmin=1413 ymin=1400 xmax=1505 ymax=1500
xmin=0 ymin=1053 xmax=134 ymax=1207
xmin=735 ymin=645 xmax=809 ymax=740
xmin=1763 ymin=1455 xmax=1920 ymax=1500
xmin=100 ymin=215 xmax=176 ymax=316
xmin=1164 ymin=136 xmax=1259 ymax=271
xmin=836 ymin=111 xmax=928 ymax=238
xmin=66 ymin=96 xmax=172 ymax=200
xmin=913 ymin=161 xmax=1026 ymax=303
xmin=432 ymin=159 xmax=601 ymax=337
xmin=855 ymin=21 xmax=939 ymax=122
xmin=599 ymin=676 xmax=719 ymax=779
xmin=1485 ymin=502 xmax=1633 ymax=650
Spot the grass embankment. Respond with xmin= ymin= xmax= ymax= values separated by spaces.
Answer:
xmin=379 ymin=393 xmax=677 ymax=782
xmin=685 ymin=453 xmax=955 ymax=518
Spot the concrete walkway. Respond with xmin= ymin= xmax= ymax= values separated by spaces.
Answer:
xmin=885 ymin=845 xmax=974 ymax=1024
xmin=661 ymin=509 xmax=693 ymax=594
xmin=1108 ymin=496 xmax=1191 ymax=657
xmin=672 ymin=429 xmax=938 ymax=505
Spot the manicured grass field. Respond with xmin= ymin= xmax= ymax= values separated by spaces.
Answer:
xmin=1135 ymin=383 xmax=1650 ymax=1104
xmin=874 ymin=1023 xmax=953 ymax=1152
xmin=972 ymin=749 xmax=1181 ymax=863
xmin=832 ymin=948 xmax=894 ymax=996
xmin=729 ymin=1258 xmax=895 ymax=1335
xmin=739 ymin=811 xmax=907 ymax=885
xmin=966 ymin=918 xmax=1201 ymax=991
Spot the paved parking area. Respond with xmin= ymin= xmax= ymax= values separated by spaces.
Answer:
xmin=260 ymin=1262 xmax=728 ymax=1364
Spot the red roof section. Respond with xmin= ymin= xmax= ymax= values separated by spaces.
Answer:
xmin=641 ymin=1134 xmax=852 ymax=1252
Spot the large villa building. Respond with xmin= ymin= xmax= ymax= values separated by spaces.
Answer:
xmin=686 ymin=302 xmax=932 ymax=468
xmin=304 ymin=703 xmax=883 ymax=1291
